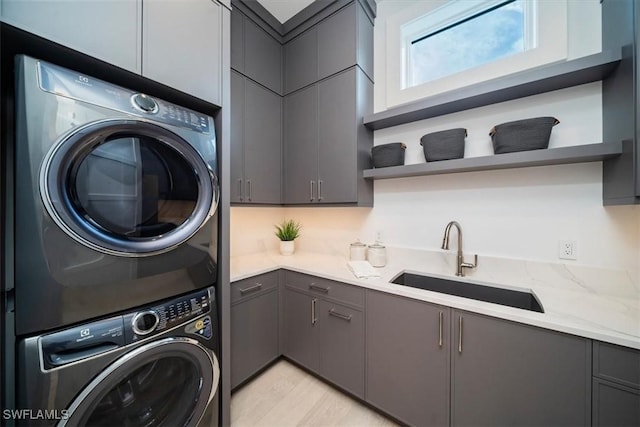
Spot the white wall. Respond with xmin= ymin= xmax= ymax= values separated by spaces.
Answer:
xmin=231 ymin=0 xmax=640 ymax=281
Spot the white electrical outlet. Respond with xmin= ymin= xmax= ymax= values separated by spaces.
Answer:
xmin=558 ymin=240 xmax=577 ymax=260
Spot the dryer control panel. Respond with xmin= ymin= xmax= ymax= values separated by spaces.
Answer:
xmin=39 ymin=288 xmax=215 ymax=370
xmin=123 ymin=289 xmax=211 ymax=343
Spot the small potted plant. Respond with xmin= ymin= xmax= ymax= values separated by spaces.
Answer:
xmin=274 ymin=219 xmax=301 ymax=256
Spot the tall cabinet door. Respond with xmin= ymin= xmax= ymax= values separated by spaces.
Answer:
xmin=318 ymin=300 xmax=364 ymax=398
xmin=318 ymin=69 xmax=357 ymax=203
xmin=230 ymin=71 xmax=245 ymax=203
xmin=143 ymin=0 xmax=222 ymax=105
xmin=284 ymin=85 xmax=318 ymax=204
xmin=366 ymin=291 xmax=450 ymax=427
xmin=452 ymin=310 xmax=591 ymax=426
xmin=1 ymin=0 xmax=141 ymax=73
xmin=244 ymin=80 xmax=282 ymax=203
xmin=282 ymin=287 xmax=319 ymax=372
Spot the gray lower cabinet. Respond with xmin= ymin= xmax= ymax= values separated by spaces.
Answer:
xmin=366 ymin=291 xmax=591 ymax=427
xmin=282 ymin=272 xmax=365 ymax=398
xmin=282 ymin=286 xmax=320 ymax=371
xmin=366 ymin=291 xmax=450 ymax=426
xmin=317 ymin=299 xmax=364 ymax=397
xmin=592 ymin=341 xmax=640 ymax=426
xmin=230 ymin=70 xmax=282 ymax=204
xmin=284 ymin=67 xmax=373 ymax=205
xmin=451 ymin=310 xmax=591 ymax=426
xmin=230 ymin=272 xmax=279 ymax=389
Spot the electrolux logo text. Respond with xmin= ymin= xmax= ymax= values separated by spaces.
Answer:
xmin=2 ymin=409 xmax=70 ymax=421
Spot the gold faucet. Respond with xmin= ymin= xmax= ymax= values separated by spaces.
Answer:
xmin=441 ymin=221 xmax=478 ymax=277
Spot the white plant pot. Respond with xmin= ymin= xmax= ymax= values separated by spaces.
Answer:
xmin=279 ymin=240 xmax=295 ymax=256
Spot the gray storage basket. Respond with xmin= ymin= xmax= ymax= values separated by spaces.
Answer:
xmin=490 ymin=117 xmax=560 ymax=154
xmin=420 ymin=128 xmax=467 ymax=162
xmin=371 ymin=143 xmax=406 ymax=168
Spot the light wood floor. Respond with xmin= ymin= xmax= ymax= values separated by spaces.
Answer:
xmin=230 ymin=360 xmax=399 ymax=427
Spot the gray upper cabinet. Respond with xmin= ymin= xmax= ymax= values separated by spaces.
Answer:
xmin=0 ymin=0 xmax=141 ymax=73
xmin=230 ymin=70 xmax=245 ymax=204
xmin=142 ymin=0 xmax=222 ymax=105
xmin=284 ymin=84 xmax=319 ymax=204
xmin=451 ymin=310 xmax=591 ymax=426
xmin=318 ymin=2 xmax=374 ymax=81
xmin=231 ymin=72 xmax=282 ymax=204
xmin=284 ymin=28 xmax=318 ymax=95
xmin=1 ymin=0 xmax=225 ymax=105
xmin=284 ymin=1 xmax=374 ymax=95
xmin=366 ymin=291 xmax=450 ymax=427
xmin=230 ymin=6 xmax=244 ymax=72
xmin=284 ymin=68 xmax=373 ymax=205
xmin=232 ymin=8 xmax=283 ymax=94
xmin=602 ymin=0 xmax=640 ymax=205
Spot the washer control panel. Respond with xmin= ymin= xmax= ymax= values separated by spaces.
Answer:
xmin=39 ymin=287 xmax=215 ymax=370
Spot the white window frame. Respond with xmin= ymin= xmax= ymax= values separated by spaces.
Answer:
xmin=385 ymin=0 xmax=567 ymax=108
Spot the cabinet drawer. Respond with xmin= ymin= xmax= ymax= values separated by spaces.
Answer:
xmin=231 ymin=271 xmax=279 ymax=304
xmin=284 ymin=270 xmax=364 ymax=307
xmin=593 ymin=378 xmax=640 ymax=426
xmin=593 ymin=341 xmax=640 ymax=389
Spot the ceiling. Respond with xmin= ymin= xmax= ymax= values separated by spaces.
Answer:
xmin=255 ymin=0 xmax=316 ymax=23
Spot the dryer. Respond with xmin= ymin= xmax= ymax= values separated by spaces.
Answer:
xmin=18 ymin=287 xmax=220 ymax=426
xmin=13 ymin=56 xmax=220 ymax=335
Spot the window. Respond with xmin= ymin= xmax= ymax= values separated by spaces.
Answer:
xmin=384 ymin=0 xmax=567 ymax=108
xmin=405 ymin=0 xmax=533 ymax=88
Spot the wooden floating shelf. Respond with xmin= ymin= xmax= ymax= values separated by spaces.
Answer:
xmin=362 ymin=142 xmax=623 ymax=180
xmin=363 ymin=50 xmax=622 ymax=131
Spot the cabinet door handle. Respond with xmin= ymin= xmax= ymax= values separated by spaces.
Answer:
xmin=239 ymin=283 xmax=262 ymax=295
xmin=458 ymin=315 xmax=463 ymax=354
xmin=237 ymin=179 xmax=243 ymax=201
xmin=246 ymin=179 xmax=252 ymax=202
xmin=309 ymin=283 xmax=330 ymax=293
xmin=329 ymin=309 xmax=352 ymax=322
xmin=311 ymin=298 xmax=317 ymax=325
xmin=310 ymin=180 xmax=315 ymax=202
xmin=318 ymin=180 xmax=323 ymax=201
xmin=438 ymin=311 xmax=443 ymax=348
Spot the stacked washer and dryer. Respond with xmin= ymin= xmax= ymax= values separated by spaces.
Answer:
xmin=9 ymin=56 xmax=221 ymax=426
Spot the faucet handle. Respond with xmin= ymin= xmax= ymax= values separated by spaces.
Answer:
xmin=461 ymin=254 xmax=478 ymax=270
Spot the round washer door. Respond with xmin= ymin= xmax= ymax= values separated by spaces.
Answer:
xmin=41 ymin=119 xmax=219 ymax=257
xmin=59 ymin=337 xmax=219 ymax=427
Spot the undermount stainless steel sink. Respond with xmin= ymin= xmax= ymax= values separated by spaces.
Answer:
xmin=391 ymin=272 xmax=544 ymax=313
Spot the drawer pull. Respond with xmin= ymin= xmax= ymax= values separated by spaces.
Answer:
xmin=329 ymin=309 xmax=352 ymax=322
xmin=458 ymin=315 xmax=463 ymax=354
xmin=239 ymin=283 xmax=262 ymax=295
xmin=309 ymin=283 xmax=330 ymax=293
xmin=438 ymin=311 xmax=443 ymax=348
xmin=311 ymin=299 xmax=317 ymax=325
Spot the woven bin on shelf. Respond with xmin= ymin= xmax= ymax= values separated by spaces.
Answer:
xmin=371 ymin=143 xmax=406 ymax=168
xmin=420 ymin=128 xmax=467 ymax=162
xmin=490 ymin=117 xmax=560 ymax=154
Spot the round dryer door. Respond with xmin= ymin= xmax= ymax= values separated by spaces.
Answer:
xmin=40 ymin=119 xmax=219 ymax=256
xmin=59 ymin=337 xmax=219 ymax=427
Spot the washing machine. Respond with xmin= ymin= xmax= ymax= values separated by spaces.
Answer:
xmin=13 ymin=55 xmax=220 ymax=335
xmin=18 ymin=287 xmax=220 ymax=426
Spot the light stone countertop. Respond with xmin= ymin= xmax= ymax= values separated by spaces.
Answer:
xmin=230 ymin=248 xmax=640 ymax=350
